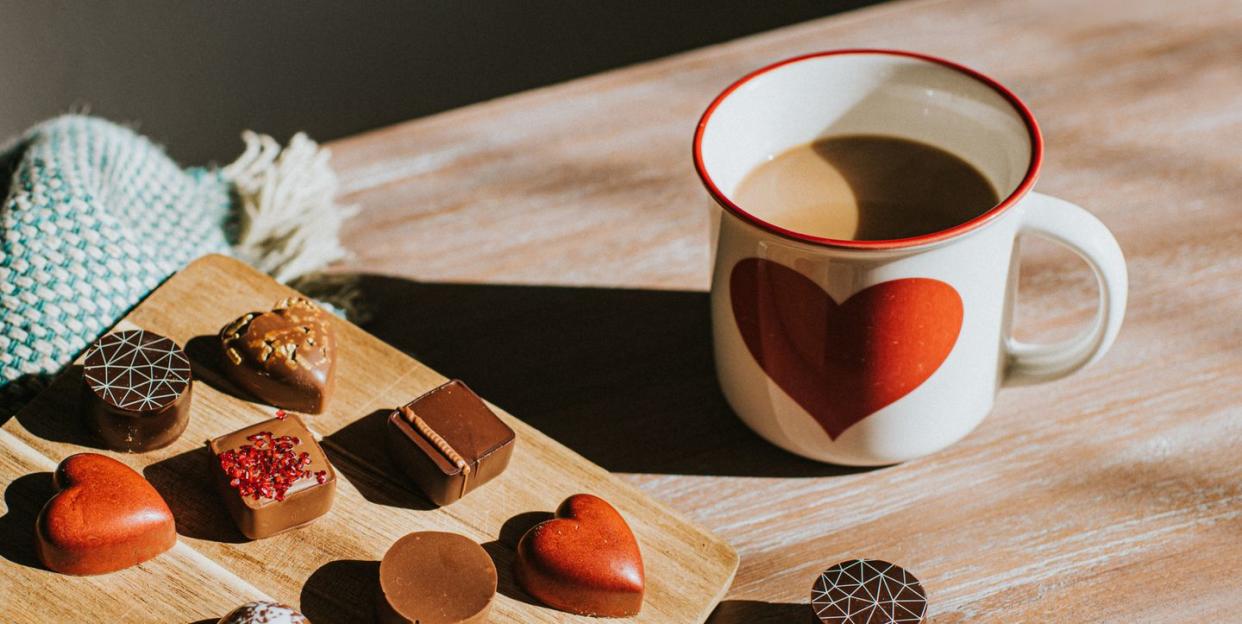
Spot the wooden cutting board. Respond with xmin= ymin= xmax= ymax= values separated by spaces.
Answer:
xmin=0 ymin=254 xmax=738 ymax=623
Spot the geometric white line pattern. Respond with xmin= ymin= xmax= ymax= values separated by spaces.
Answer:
xmin=0 ymin=116 xmax=234 ymax=416
xmin=811 ymin=559 xmax=927 ymax=624
xmin=0 ymin=116 xmax=345 ymax=418
xmin=83 ymin=329 xmax=190 ymax=412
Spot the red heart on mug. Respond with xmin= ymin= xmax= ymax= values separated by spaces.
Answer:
xmin=515 ymin=493 xmax=644 ymax=617
xmin=730 ymin=258 xmax=963 ymax=440
xmin=36 ymin=453 xmax=176 ymax=575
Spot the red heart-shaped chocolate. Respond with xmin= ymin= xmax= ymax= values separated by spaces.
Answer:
xmin=515 ymin=494 xmax=644 ymax=617
xmin=36 ymin=453 xmax=176 ymax=575
xmin=731 ymin=258 xmax=963 ymax=440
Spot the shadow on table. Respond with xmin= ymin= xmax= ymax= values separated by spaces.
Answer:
xmin=144 ymin=447 xmax=247 ymax=543
xmin=481 ymin=510 xmax=553 ymax=608
xmin=183 ymin=334 xmax=254 ymax=402
xmin=12 ymin=365 xmax=107 ymax=450
xmin=301 ymin=513 xmax=550 ymax=622
xmin=322 ymin=408 xmax=436 ymax=511
xmin=352 ymin=274 xmax=871 ymax=478
xmin=707 ymin=599 xmax=812 ymax=623
xmin=0 ymin=471 xmax=54 ymax=570
xmin=300 ymin=558 xmax=379 ymax=623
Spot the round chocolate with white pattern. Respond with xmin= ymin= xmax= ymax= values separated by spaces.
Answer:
xmin=217 ymin=601 xmax=309 ymax=624
xmin=811 ymin=559 xmax=927 ymax=624
xmin=82 ymin=329 xmax=192 ymax=452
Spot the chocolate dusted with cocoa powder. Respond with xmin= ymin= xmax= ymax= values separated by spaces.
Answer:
xmin=376 ymin=531 xmax=497 ymax=624
xmin=219 ymin=297 xmax=336 ymax=413
xmin=82 ymin=329 xmax=192 ymax=452
xmin=207 ymin=414 xmax=336 ymax=539
xmin=385 ymin=380 xmax=516 ymax=506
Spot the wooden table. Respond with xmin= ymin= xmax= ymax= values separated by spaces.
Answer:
xmin=327 ymin=0 xmax=1242 ymax=620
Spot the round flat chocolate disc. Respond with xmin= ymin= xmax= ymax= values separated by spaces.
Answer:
xmin=811 ymin=559 xmax=927 ymax=624
xmin=84 ymin=329 xmax=190 ymax=413
xmin=377 ymin=531 xmax=497 ymax=624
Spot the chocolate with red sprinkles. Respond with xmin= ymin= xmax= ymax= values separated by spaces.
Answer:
xmin=208 ymin=414 xmax=336 ymax=540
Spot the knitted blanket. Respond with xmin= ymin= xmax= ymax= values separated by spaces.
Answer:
xmin=0 ymin=116 xmax=354 ymax=415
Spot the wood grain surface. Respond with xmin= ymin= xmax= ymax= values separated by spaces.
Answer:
xmin=321 ymin=0 xmax=1242 ymax=621
xmin=0 ymin=255 xmax=738 ymax=623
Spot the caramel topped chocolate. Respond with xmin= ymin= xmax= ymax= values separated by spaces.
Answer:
xmin=82 ymin=329 xmax=192 ymax=452
xmin=386 ymin=380 xmax=515 ymax=506
xmin=219 ymin=297 xmax=336 ymax=413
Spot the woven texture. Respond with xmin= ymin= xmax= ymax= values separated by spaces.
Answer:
xmin=0 ymin=116 xmax=234 ymax=413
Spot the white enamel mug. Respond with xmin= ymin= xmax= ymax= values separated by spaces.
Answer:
xmin=693 ymin=50 xmax=1127 ymax=466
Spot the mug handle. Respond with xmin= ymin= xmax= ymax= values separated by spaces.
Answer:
xmin=1003 ymin=192 xmax=1128 ymax=386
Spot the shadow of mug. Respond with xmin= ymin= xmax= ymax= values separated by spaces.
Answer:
xmin=354 ymin=274 xmax=874 ymax=479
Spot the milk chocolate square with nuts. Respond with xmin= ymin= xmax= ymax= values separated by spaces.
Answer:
xmin=386 ymin=380 xmax=516 ymax=506
xmin=219 ymin=297 xmax=336 ymax=413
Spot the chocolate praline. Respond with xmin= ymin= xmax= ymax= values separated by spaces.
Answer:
xmin=376 ymin=531 xmax=497 ymax=624
xmin=217 ymin=601 xmax=309 ymax=624
xmin=219 ymin=297 xmax=336 ymax=414
xmin=208 ymin=414 xmax=336 ymax=540
xmin=82 ymin=329 xmax=192 ymax=452
xmin=385 ymin=380 xmax=516 ymax=506
xmin=36 ymin=453 xmax=176 ymax=575
xmin=811 ymin=559 xmax=927 ymax=624
xmin=514 ymin=493 xmax=645 ymax=617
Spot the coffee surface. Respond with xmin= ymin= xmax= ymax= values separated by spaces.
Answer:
xmin=734 ymin=135 xmax=998 ymax=241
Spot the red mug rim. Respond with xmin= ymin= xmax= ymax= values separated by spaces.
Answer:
xmin=692 ymin=49 xmax=1044 ymax=251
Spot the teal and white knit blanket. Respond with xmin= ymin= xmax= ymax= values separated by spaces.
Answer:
xmin=0 ymin=116 xmax=353 ymax=415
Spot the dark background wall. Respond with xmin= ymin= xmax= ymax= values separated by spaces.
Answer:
xmin=0 ymin=1 xmax=883 ymax=164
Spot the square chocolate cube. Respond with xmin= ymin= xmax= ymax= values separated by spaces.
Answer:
xmin=208 ymin=414 xmax=336 ymax=539
xmin=386 ymin=380 xmax=516 ymax=506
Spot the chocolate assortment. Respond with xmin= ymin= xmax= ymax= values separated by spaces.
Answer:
xmin=82 ymin=329 xmax=192 ymax=452
xmin=208 ymin=414 xmax=337 ymax=539
xmin=219 ymin=297 xmax=336 ymax=413
xmin=811 ymin=559 xmax=927 ymax=624
xmin=30 ymin=291 xmax=683 ymax=621
xmin=386 ymin=380 xmax=515 ymax=506
xmin=515 ymin=493 xmax=645 ymax=617
xmin=36 ymin=453 xmax=176 ymax=575
xmin=217 ymin=601 xmax=309 ymax=624
xmin=377 ymin=531 xmax=497 ymax=624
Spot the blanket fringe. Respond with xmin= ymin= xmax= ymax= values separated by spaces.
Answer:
xmin=222 ymin=131 xmax=358 ymax=284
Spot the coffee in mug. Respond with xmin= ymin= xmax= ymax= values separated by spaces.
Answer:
xmin=733 ymin=135 xmax=998 ymax=241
